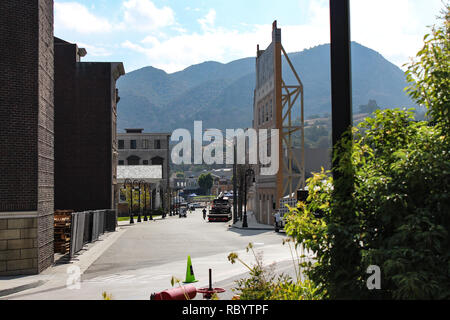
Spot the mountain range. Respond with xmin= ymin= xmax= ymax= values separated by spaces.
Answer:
xmin=116 ymin=42 xmax=417 ymax=133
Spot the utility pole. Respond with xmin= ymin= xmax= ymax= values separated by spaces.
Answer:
xmin=233 ymin=139 xmax=238 ymax=224
xmin=330 ymin=0 xmax=353 ymax=174
xmin=238 ymin=173 xmax=244 ymax=221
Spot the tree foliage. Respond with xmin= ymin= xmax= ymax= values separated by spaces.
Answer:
xmin=198 ymin=173 xmax=213 ymax=194
xmin=285 ymin=7 xmax=450 ymax=300
xmin=405 ymin=4 xmax=449 ymax=134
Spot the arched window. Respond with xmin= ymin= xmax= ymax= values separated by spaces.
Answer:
xmin=151 ymin=156 xmax=164 ymax=166
xmin=127 ymin=155 xmax=140 ymax=165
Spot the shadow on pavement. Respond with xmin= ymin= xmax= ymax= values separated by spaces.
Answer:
xmin=226 ymin=226 xmax=286 ymax=238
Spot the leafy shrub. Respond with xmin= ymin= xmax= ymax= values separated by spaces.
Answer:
xmin=286 ymin=107 xmax=450 ymax=300
xmin=284 ymin=6 xmax=450 ymax=300
xmin=228 ymin=243 xmax=324 ymax=300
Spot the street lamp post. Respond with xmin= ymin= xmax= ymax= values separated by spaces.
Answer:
xmin=238 ymin=175 xmax=243 ymax=221
xmin=143 ymin=181 xmax=148 ymax=221
xmin=233 ymin=138 xmax=238 ymax=225
xmin=178 ymin=190 xmax=180 ymax=215
xmin=243 ymin=168 xmax=255 ymax=229
xmin=149 ymin=184 xmax=154 ymax=220
xmin=134 ymin=180 xmax=142 ymax=223
xmin=125 ymin=179 xmax=134 ymax=224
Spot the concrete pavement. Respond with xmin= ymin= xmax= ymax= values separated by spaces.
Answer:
xmin=229 ymin=210 xmax=277 ymax=231
xmin=0 ymin=226 xmax=127 ymax=298
xmin=1 ymin=209 xmax=305 ymax=300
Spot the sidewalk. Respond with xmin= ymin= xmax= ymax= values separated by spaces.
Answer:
xmin=0 ymin=225 xmax=127 ymax=299
xmin=228 ymin=211 xmax=274 ymax=231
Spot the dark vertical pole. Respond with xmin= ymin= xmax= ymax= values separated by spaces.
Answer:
xmin=242 ymin=173 xmax=248 ymax=228
xmin=329 ymin=0 xmax=358 ymax=299
xmin=150 ymin=185 xmax=153 ymax=220
xmin=144 ymin=183 xmax=148 ymax=221
xmin=330 ymin=0 xmax=353 ymax=167
xmin=126 ymin=180 xmax=134 ymax=224
xmin=209 ymin=269 xmax=213 ymax=291
xmin=233 ymin=141 xmax=237 ymax=224
xmin=238 ymin=175 xmax=243 ymax=221
xmin=177 ymin=190 xmax=179 ymax=215
xmin=137 ymin=182 xmax=142 ymax=223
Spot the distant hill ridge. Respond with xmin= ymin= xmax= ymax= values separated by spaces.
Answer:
xmin=117 ymin=42 xmax=416 ymax=133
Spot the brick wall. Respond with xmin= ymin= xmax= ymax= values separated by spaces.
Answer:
xmin=37 ymin=0 xmax=55 ymax=274
xmin=0 ymin=0 xmax=54 ymax=275
xmin=54 ymin=46 xmax=125 ymax=212
xmin=0 ymin=1 xmax=40 ymax=212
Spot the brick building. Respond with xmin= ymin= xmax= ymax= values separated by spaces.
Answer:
xmin=0 ymin=0 xmax=55 ymax=275
xmin=54 ymin=38 xmax=125 ymax=212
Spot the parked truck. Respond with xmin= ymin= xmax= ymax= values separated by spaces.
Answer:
xmin=208 ymin=196 xmax=232 ymax=222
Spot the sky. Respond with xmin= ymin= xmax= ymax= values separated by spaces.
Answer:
xmin=53 ymin=0 xmax=446 ymax=73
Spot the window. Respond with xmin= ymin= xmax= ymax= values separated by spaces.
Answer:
xmin=130 ymin=140 xmax=137 ymax=149
xmin=269 ymin=99 xmax=273 ymax=119
xmin=151 ymin=157 xmax=164 ymax=166
xmin=118 ymin=160 xmax=124 ymax=165
xmin=143 ymin=160 xmax=149 ymax=165
xmin=127 ymin=155 xmax=140 ymax=165
xmin=260 ymin=106 xmax=263 ymax=124
xmin=142 ymin=139 xmax=150 ymax=149
xmin=155 ymin=139 xmax=161 ymax=149
xmin=118 ymin=140 xmax=124 ymax=150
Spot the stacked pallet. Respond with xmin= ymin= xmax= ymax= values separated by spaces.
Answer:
xmin=54 ymin=210 xmax=73 ymax=254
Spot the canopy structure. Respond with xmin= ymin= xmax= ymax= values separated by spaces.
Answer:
xmin=188 ymin=193 xmax=198 ymax=197
xmin=117 ymin=165 xmax=163 ymax=184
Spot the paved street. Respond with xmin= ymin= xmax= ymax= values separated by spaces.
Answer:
xmin=3 ymin=209 xmax=300 ymax=300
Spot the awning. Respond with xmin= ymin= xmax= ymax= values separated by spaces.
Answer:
xmin=117 ymin=165 xmax=163 ymax=184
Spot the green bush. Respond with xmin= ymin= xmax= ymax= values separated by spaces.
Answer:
xmin=285 ymin=7 xmax=449 ymax=299
xmin=228 ymin=243 xmax=324 ymax=300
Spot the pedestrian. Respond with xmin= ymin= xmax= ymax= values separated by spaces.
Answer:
xmin=202 ymin=208 xmax=207 ymax=220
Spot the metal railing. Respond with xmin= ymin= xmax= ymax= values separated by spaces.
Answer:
xmin=69 ymin=210 xmax=117 ymax=258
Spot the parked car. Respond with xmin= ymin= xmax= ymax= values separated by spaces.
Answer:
xmin=179 ymin=203 xmax=188 ymax=218
xmin=188 ymin=203 xmax=203 ymax=210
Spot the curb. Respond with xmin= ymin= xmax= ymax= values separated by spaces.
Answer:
xmin=0 ymin=280 xmax=47 ymax=298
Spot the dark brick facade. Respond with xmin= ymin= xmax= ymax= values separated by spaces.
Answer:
xmin=0 ymin=1 xmax=40 ymax=212
xmin=0 ymin=0 xmax=55 ymax=275
xmin=54 ymin=38 xmax=125 ymax=212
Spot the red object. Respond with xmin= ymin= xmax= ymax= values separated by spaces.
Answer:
xmin=151 ymin=285 xmax=197 ymax=300
xmin=197 ymin=268 xmax=226 ymax=300
xmin=197 ymin=288 xmax=226 ymax=300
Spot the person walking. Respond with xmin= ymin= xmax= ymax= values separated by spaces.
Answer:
xmin=202 ymin=208 xmax=207 ymax=220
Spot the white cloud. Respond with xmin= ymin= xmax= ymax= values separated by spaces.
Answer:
xmin=198 ymin=9 xmax=217 ymax=31
xmin=54 ymin=2 xmax=112 ymax=34
xmin=77 ymin=43 xmax=112 ymax=57
xmin=118 ymin=0 xmax=444 ymax=73
xmin=140 ymin=35 xmax=160 ymax=46
xmin=120 ymin=0 xmax=175 ymax=31
xmin=350 ymin=0 xmax=443 ymax=68
xmin=122 ymin=1 xmax=330 ymax=73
